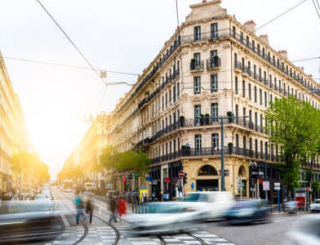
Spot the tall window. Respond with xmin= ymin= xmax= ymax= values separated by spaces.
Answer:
xmin=194 ymin=76 xmax=201 ymax=94
xmin=235 ymin=77 xmax=238 ymax=94
xmin=212 ymin=134 xmax=219 ymax=150
xmin=249 ymin=83 xmax=252 ymax=100
xmin=177 ymin=82 xmax=180 ymax=98
xmin=259 ymin=89 xmax=263 ymax=105
xmin=173 ymin=85 xmax=176 ymax=103
xmin=232 ymin=26 xmax=236 ymax=38
xmin=264 ymin=91 xmax=268 ymax=107
xmin=243 ymin=108 xmax=246 ymax=126
xmin=242 ymin=80 xmax=246 ymax=98
xmin=254 ymin=86 xmax=257 ymax=103
xmin=194 ymin=105 xmax=201 ymax=126
xmin=255 ymin=139 xmax=258 ymax=158
xmin=260 ymin=114 xmax=263 ymax=133
xmin=211 ymin=103 xmax=219 ymax=122
xmin=257 ymin=44 xmax=261 ymax=55
xmin=211 ymin=74 xmax=218 ymax=92
xmin=240 ymin=31 xmax=244 ymax=43
xmin=211 ymin=23 xmax=218 ymax=38
xmin=194 ymin=26 xmax=201 ymax=41
xmin=255 ymin=112 xmax=258 ymax=131
xmin=195 ymin=134 xmax=202 ymax=154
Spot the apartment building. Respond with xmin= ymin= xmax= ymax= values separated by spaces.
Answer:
xmin=107 ymin=0 xmax=320 ymax=202
xmin=62 ymin=116 xmax=110 ymax=184
xmin=0 ymin=53 xmax=30 ymax=192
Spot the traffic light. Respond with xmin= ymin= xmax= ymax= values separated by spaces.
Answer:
xmin=183 ymin=172 xmax=188 ymax=185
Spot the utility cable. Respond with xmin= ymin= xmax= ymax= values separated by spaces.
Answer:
xmin=2 ymin=56 xmax=139 ymax=76
xmin=255 ymin=0 xmax=307 ymax=32
xmin=311 ymin=0 xmax=320 ymax=21
xmin=36 ymin=0 xmax=106 ymax=86
xmin=291 ymin=56 xmax=320 ymax=62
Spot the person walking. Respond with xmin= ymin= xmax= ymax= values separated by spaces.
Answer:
xmin=117 ymin=196 xmax=127 ymax=221
xmin=86 ymin=194 xmax=94 ymax=224
xmin=75 ymin=192 xmax=84 ymax=225
xmin=108 ymin=194 xmax=117 ymax=224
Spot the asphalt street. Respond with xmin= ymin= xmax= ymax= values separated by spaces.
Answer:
xmin=48 ymin=187 xmax=236 ymax=245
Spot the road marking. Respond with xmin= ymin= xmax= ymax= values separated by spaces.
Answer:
xmin=61 ymin=214 xmax=70 ymax=227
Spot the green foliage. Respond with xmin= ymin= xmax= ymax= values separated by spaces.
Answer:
xmin=99 ymin=146 xmax=151 ymax=174
xmin=312 ymin=180 xmax=320 ymax=197
xmin=266 ymin=96 xmax=320 ymax=194
xmin=11 ymin=152 xmax=51 ymax=185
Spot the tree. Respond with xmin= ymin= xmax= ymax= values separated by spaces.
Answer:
xmin=265 ymin=96 xmax=320 ymax=196
xmin=99 ymin=145 xmax=119 ymax=170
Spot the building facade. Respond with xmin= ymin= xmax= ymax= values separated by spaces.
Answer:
xmin=0 ymin=53 xmax=30 ymax=192
xmin=107 ymin=0 xmax=320 ymax=202
xmin=62 ymin=118 xmax=109 ymax=185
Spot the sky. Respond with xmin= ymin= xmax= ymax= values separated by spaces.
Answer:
xmin=0 ymin=0 xmax=319 ymax=179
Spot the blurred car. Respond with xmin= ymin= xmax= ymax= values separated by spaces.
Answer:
xmin=181 ymin=191 xmax=235 ymax=220
xmin=35 ymin=194 xmax=54 ymax=211
xmin=125 ymin=202 xmax=203 ymax=235
xmin=41 ymin=187 xmax=52 ymax=199
xmin=310 ymin=199 xmax=320 ymax=213
xmin=225 ymin=199 xmax=271 ymax=224
xmin=284 ymin=214 xmax=320 ymax=245
xmin=285 ymin=201 xmax=298 ymax=214
xmin=0 ymin=201 xmax=64 ymax=243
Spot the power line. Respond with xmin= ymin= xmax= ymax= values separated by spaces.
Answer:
xmin=255 ymin=0 xmax=307 ymax=32
xmin=311 ymin=0 xmax=320 ymax=21
xmin=2 ymin=56 xmax=139 ymax=76
xmin=36 ymin=0 xmax=107 ymax=85
xmin=317 ymin=0 xmax=320 ymax=9
xmin=291 ymin=56 xmax=320 ymax=62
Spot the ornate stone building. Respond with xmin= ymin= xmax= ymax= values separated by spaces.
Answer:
xmin=107 ymin=0 xmax=320 ymax=201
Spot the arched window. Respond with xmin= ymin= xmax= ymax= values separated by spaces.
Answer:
xmin=198 ymin=165 xmax=218 ymax=176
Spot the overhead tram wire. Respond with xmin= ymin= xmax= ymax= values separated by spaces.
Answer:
xmin=311 ymin=0 xmax=320 ymax=21
xmin=317 ymin=0 xmax=320 ymax=9
xmin=2 ymin=56 xmax=140 ymax=76
xmin=291 ymin=57 xmax=320 ymax=62
xmin=36 ymin=0 xmax=106 ymax=85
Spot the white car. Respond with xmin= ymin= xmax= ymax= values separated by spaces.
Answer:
xmin=181 ymin=191 xmax=235 ymax=220
xmin=125 ymin=202 xmax=203 ymax=235
xmin=310 ymin=199 xmax=320 ymax=213
xmin=284 ymin=214 xmax=320 ymax=245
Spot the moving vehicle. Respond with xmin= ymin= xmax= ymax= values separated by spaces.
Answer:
xmin=310 ymin=199 xmax=320 ymax=213
xmin=285 ymin=201 xmax=298 ymax=214
xmin=0 ymin=201 xmax=64 ymax=243
xmin=225 ymin=199 xmax=271 ymax=224
xmin=41 ymin=187 xmax=52 ymax=199
xmin=62 ymin=179 xmax=74 ymax=192
xmin=181 ymin=191 xmax=235 ymax=220
xmin=285 ymin=214 xmax=320 ymax=245
xmin=125 ymin=202 xmax=203 ymax=235
xmin=84 ymin=182 xmax=96 ymax=191
xmin=35 ymin=194 xmax=54 ymax=211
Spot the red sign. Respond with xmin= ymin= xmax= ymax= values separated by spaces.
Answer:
xmin=258 ymin=178 xmax=263 ymax=184
xmin=306 ymin=187 xmax=311 ymax=192
xmin=123 ymin=176 xmax=126 ymax=182
xmin=179 ymin=171 xmax=184 ymax=178
xmin=165 ymin=177 xmax=171 ymax=183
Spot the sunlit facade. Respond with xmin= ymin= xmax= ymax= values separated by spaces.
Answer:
xmin=0 ymin=54 xmax=30 ymax=192
xmin=107 ymin=0 xmax=320 ymax=201
xmin=62 ymin=120 xmax=109 ymax=184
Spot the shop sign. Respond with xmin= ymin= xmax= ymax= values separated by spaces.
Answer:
xmin=165 ymin=177 xmax=171 ymax=183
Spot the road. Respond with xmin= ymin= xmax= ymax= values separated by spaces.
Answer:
xmin=49 ymin=188 xmax=306 ymax=245
xmin=49 ymin=187 xmax=236 ymax=245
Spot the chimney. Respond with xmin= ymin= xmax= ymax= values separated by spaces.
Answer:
xmin=202 ymin=0 xmax=207 ymax=3
xmin=309 ymin=74 xmax=313 ymax=78
xmin=298 ymin=66 xmax=305 ymax=72
xmin=259 ymin=34 xmax=269 ymax=45
xmin=244 ymin=20 xmax=256 ymax=34
xmin=278 ymin=50 xmax=288 ymax=60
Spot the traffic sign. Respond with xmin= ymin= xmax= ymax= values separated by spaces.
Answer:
xmin=263 ymin=181 xmax=270 ymax=191
xmin=179 ymin=171 xmax=184 ymax=178
xmin=191 ymin=183 xmax=195 ymax=189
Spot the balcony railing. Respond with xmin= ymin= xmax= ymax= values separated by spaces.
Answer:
xmin=151 ymin=146 xmax=281 ymax=164
xmin=190 ymin=61 xmax=204 ymax=71
xmin=206 ymin=58 xmax=221 ymax=69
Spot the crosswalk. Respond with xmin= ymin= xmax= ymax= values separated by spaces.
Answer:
xmin=44 ymin=226 xmax=235 ymax=245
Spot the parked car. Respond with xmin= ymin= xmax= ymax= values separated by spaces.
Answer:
xmin=310 ymin=199 xmax=320 ymax=213
xmin=225 ymin=199 xmax=271 ymax=224
xmin=285 ymin=201 xmax=298 ymax=214
xmin=181 ymin=191 xmax=235 ymax=220
xmin=125 ymin=202 xmax=203 ymax=236
xmin=284 ymin=214 xmax=320 ymax=245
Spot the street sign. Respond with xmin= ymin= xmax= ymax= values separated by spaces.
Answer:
xmin=146 ymin=177 xmax=151 ymax=181
xmin=274 ymin=182 xmax=280 ymax=190
xmin=134 ymin=173 xmax=138 ymax=178
xmin=263 ymin=181 xmax=270 ymax=191
xmin=165 ymin=177 xmax=171 ymax=183
xmin=191 ymin=183 xmax=195 ymax=189
xmin=179 ymin=171 xmax=184 ymax=178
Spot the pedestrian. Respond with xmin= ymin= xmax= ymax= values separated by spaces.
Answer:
xmin=117 ymin=196 xmax=127 ymax=221
xmin=75 ymin=192 xmax=84 ymax=225
xmin=108 ymin=194 xmax=117 ymax=224
xmin=86 ymin=194 xmax=94 ymax=224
